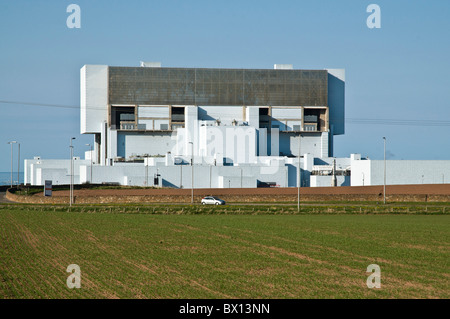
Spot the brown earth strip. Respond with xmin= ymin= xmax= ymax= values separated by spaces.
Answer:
xmin=7 ymin=184 xmax=450 ymax=204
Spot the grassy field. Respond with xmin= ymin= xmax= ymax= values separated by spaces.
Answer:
xmin=0 ymin=204 xmax=449 ymax=299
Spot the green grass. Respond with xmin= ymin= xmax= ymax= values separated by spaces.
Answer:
xmin=0 ymin=205 xmax=448 ymax=299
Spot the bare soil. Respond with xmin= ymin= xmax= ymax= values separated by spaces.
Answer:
xmin=46 ymin=184 xmax=450 ymax=197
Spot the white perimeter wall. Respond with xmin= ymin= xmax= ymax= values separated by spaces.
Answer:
xmin=351 ymin=159 xmax=450 ymax=186
xmin=79 ymin=163 xmax=288 ymax=188
xmin=24 ymin=159 xmax=90 ymax=186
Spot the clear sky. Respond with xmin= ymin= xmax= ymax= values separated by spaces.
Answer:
xmin=1 ymin=0 xmax=450 ymax=172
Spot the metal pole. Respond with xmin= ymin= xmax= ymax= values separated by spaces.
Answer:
xmin=240 ymin=168 xmax=242 ymax=188
xmin=297 ymin=134 xmax=301 ymax=212
xmin=70 ymin=144 xmax=73 ymax=206
xmin=11 ymin=142 xmax=13 ymax=188
xmin=10 ymin=142 xmax=13 ymax=188
xmin=90 ymin=145 xmax=93 ymax=183
xmin=7 ymin=141 xmax=16 ymax=188
xmin=383 ymin=137 xmax=386 ymax=204
xmin=189 ymin=142 xmax=193 ymax=203
xmin=18 ymin=143 xmax=20 ymax=187
xmin=70 ymin=137 xmax=75 ymax=206
xmin=86 ymin=144 xmax=92 ymax=183
xmin=145 ymin=155 xmax=148 ymax=186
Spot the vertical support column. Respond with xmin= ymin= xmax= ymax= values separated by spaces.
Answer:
xmin=258 ymin=128 xmax=267 ymax=156
xmin=108 ymin=129 xmax=118 ymax=161
xmin=100 ymin=121 xmax=107 ymax=166
xmin=270 ymin=128 xmax=279 ymax=156
xmin=185 ymin=106 xmax=198 ymax=157
xmin=320 ymin=132 xmax=329 ymax=158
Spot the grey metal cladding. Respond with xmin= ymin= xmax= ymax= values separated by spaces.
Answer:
xmin=108 ymin=67 xmax=328 ymax=106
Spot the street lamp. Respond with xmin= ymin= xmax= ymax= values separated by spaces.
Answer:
xmin=180 ymin=159 xmax=183 ymax=189
xmin=70 ymin=137 xmax=76 ymax=206
xmin=86 ymin=144 xmax=92 ymax=183
xmin=189 ymin=142 xmax=194 ymax=203
xmin=297 ymin=134 xmax=301 ymax=212
xmin=17 ymin=143 xmax=20 ymax=187
xmin=7 ymin=141 xmax=17 ymax=188
xmin=383 ymin=137 xmax=386 ymax=204
xmin=240 ymin=168 xmax=243 ymax=188
xmin=145 ymin=154 xmax=149 ymax=186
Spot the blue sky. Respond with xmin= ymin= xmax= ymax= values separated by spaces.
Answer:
xmin=1 ymin=0 xmax=450 ymax=172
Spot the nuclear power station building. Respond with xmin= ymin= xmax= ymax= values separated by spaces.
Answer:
xmin=24 ymin=63 xmax=450 ymax=187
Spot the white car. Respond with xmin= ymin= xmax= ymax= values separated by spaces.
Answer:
xmin=201 ymin=196 xmax=226 ymax=205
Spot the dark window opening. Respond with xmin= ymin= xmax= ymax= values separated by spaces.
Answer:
xmin=171 ymin=106 xmax=185 ymax=128
xmin=259 ymin=107 xmax=270 ymax=129
xmin=303 ymin=108 xmax=327 ymax=132
xmin=111 ymin=106 xmax=135 ymax=130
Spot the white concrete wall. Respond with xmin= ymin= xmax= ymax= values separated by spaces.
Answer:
xmin=30 ymin=154 xmax=450 ymax=188
xmin=138 ymin=119 xmax=154 ymax=130
xmin=280 ymin=133 xmax=326 ymax=158
xmin=117 ymin=132 xmax=175 ymax=159
xmin=246 ymin=106 xmax=259 ymax=127
xmin=138 ymin=106 xmax=169 ymax=118
xmin=24 ymin=158 xmax=90 ymax=186
xmin=351 ymin=159 xmax=450 ymax=186
xmin=311 ymin=175 xmax=350 ymax=187
xmin=108 ymin=128 xmax=117 ymax=160
xmin=185 ymin=106 xmax=199 ymax=156
xmin=370 ymin=160 xmax=450 ymax=186
xmin=198 ymin=106 xmax=243 ymax=126
xmin=80 ymin=65 xmax=108 ymax=134
xmin=327 ymin=69 xmax=345 ymax=136
xmin=137 ymin=106 xmax=170 ymax=130
xmin=271 ymin=107 xmax=302 ymax=119
xmin=350 ymin=157 xmax=371 ymax=186
xmin=271 ymin=107 xmax=301 ymax=132
xmin=77 ymin=162 xmax=287 ymax=188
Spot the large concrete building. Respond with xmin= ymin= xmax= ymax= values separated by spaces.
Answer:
xmin=24 ymin=63 xmax=450 ymax=188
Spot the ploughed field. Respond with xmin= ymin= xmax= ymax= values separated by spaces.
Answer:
xmin=0 ymin=205 xmax=448 ymax=298
xmin=14 ymin=184 xmax=450 ymax=204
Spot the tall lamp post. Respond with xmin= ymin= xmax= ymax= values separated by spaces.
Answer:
xmin=7 ymin=141 xmax=17 ymax=188
xmin=383 ymin=137 xmax=386 ymax=204
xmin=86 ymin=144 xmax=92 ymax=183
xmin=189 ymin=142 xmax=194 ymax=203
xmin=17 ymin=143 xmax=20 ymax=187
xmin=70 ymin=137 xmax=76 ymax=206
xmin=180 ymin=159 xmax=183 ymax=189
xmin=297 ymin=134 xmax=301 ymax=212
xmin=145 ymin=154 xmax=149 ymax=186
